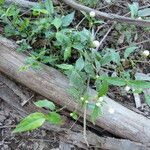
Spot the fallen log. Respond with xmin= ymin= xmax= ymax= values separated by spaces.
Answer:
xmin=1 ymin=36 xmax=150 ymax=144
xmin=0 ymin=82 xmax=149 ymax=150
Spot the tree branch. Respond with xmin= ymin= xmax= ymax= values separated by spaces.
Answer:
xmin=61 ymin=0 xmax=150 ymax=27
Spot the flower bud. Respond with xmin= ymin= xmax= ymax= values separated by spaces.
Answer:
xmin=142 ymin=50 xmax=149 ymax=57
xmin=124 ymin=86 xmax=131 ymax=92
xmin=90 ymin=11 xmax=96 ymax=17
xmin=98 ymin=97 xmax=104 ymax=102
xmin=85 ymin=100 xmax=89 ymax=104
xmin=96 ymin=102 xmax=101 ymax=107
xmin=93 ymin=40 xmax=100 ymax=48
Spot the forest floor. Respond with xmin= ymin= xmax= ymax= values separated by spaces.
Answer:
xmin=0 ymin=0 xmax=150 ymax=150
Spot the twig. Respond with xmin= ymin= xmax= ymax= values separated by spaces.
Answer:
xmin=96 ymin=22 xmax=115 ymax=50
xmin=61 ymin=0 xmax=150 ymax=27
xmin=132 ymin=88 xmax=142 ymax=108
xmin=117 ymin=39 xmax=150 ymax=51
xmin=21 ymin=94 xmax=34 ymax=106
xmin=83 ymin=104 xmax=89 ymax=147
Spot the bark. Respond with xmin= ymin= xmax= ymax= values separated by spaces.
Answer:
xmin=1 ymin=37 xmax=150 ymax=144
xmin=0 ymin=82 xmax=149 ymax=150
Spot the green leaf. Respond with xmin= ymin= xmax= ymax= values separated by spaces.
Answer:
xmin=56 ymin=31 xmax=70 ymax=44
xmin=128 ymin=80 xmax=150 ymax=89
xmin=100 ymin=76 xmax=126 ymax=86
xmin=0 ymin=0 xmax=5 ymax=5
xmin=144 ymin=92 xmax=150 ymax=107
xmin=34 ymin=100 xmax=55 ymax=111
xmin=84 ymin=62 xmax=95 ymax=77
xmin=91 ymin=105 xmax=102 ymax=124
xmin=13 ymin=112 xmax=45 ymax=133
xmin=46 ymin=112 xmax=62 ymax=125
xmin=128 ymin=2 xmax=139 ymax=18
xmin=64 ymin=47 xmax=71 ymax=61
xmin=56 ymin=64 xmax=74 ymax=70
xmin=138 ymin=8 xmax=150 ymax=17
xmin=108 ymin=49 xmax=121 ymax=65
xmin=44 ymin=0 xmax=54 ymax=14
xmin=124 ymin=46 xmax=138 ymax=59
xmin=70 ymin=70 xmax=85 ymax=88
xmin=75 ymin=56 xmax=84 ymax=71
xmin=52 ymin=17 xmax=62 ymax=29
xmin=62 ymin=12 xmax=75 ymax=27
xmin=100 ymin=53 xmax=112 ymax=66
xmin=98 ymin=80 xmax=109 ymax=97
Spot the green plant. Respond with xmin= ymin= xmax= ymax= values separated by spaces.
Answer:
xmin=13 ymin=99 xmax=62 ymax=133
xmin=1 ymin=0 xmax=150 ymax=133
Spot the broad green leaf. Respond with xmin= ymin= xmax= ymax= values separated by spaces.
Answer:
xmin=128 ymin=2 xmax=139 ymax=18
xmin=107 ymin=49 xmax=120 ymax=65
xmin=46 ymin=112 xmax=62 ymax=125
xmin=84 ymin=62 xmax=95 ymax=77
xmin=70 ymin=70 xmax=85 ymax=88
xmin=100 ymin=76 xmax=150 ymax=89
xmin=64 ymin=47 xmax=71 ymax=61
xmin=62 ymin=12 xmax=75 ymax=27
xmin=75 ymin=56 xmax=84 ymax=71
xmin=91 ymin=105 xmax=102 ymax=124
xmin=44 ymin=0 xmax=54 ymax=14
xmin=52 ymin=17 xmax=62 ymax=29
xmin=128 ymin=80 xmax=150 ymax=89
xmin=100 ymin=76 xmax=126 ymax=86
xmin=13 ymin=112 xmax=45 ymax=133
xmin=124 ymin=46 xmax=138 ymax=59
xmin=56 ymin=64 xmax=74 ymax=70
xmin=98 ymin=80 xmax=108 ymax=97
xmin=144 ymin=92 xmax=150 ymax=107
xmin=138 ymin=8 xmax=150 ymax=17
xmin=100 ymin=53 xmax=112 ymax=66
xmin=79 ymin=28 xmax=91 ymax=42
xmin=34 ymin=100 xmax=55 ymax=111
xmin=0 ymin=0 xmax=5 ymax=5
xmin=56 ymin=31 xmax=70 ymax=44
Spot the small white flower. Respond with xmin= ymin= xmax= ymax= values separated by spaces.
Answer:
xmin=93 ymin=40 xmax=100 ymax=48
xmin=96 ymin=75 xmax=99 ymax=79
xmin=85 ymin=100 xmax=89 ymax=104
xmin=80 ymin=97 xmax=84 ymax=101
xmin=108 ymin=108 xmax=115 ymax=114
xmin=96 ymin=102 xmax=101 ymax=107
xmin=124 ymin=86 xmax=131 ymax=92
xmin=142 ymin=50 xmax=149 ymax=57
xmin=98 ymin=97 xmax=104 ymax=102
xmin=90 ymin=11 xmax=96 ymax=17
xmin=138 ymin=17 xmax=142 ymax=20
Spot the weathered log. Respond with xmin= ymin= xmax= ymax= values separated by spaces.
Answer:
xmin=0 ymin=82 xmax=149 ymax=150
xmin=1 ymin=37 xmax=150 ymax=144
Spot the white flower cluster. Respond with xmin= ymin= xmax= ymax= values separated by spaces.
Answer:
xmin=96 ymin=97 xmax=104 ymax=107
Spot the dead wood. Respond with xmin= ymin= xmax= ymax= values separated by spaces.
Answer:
xmin=1 ymin=37 xmax=150 ymax=144
xmin=0 ymin=81 xmax=149 ymax=150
